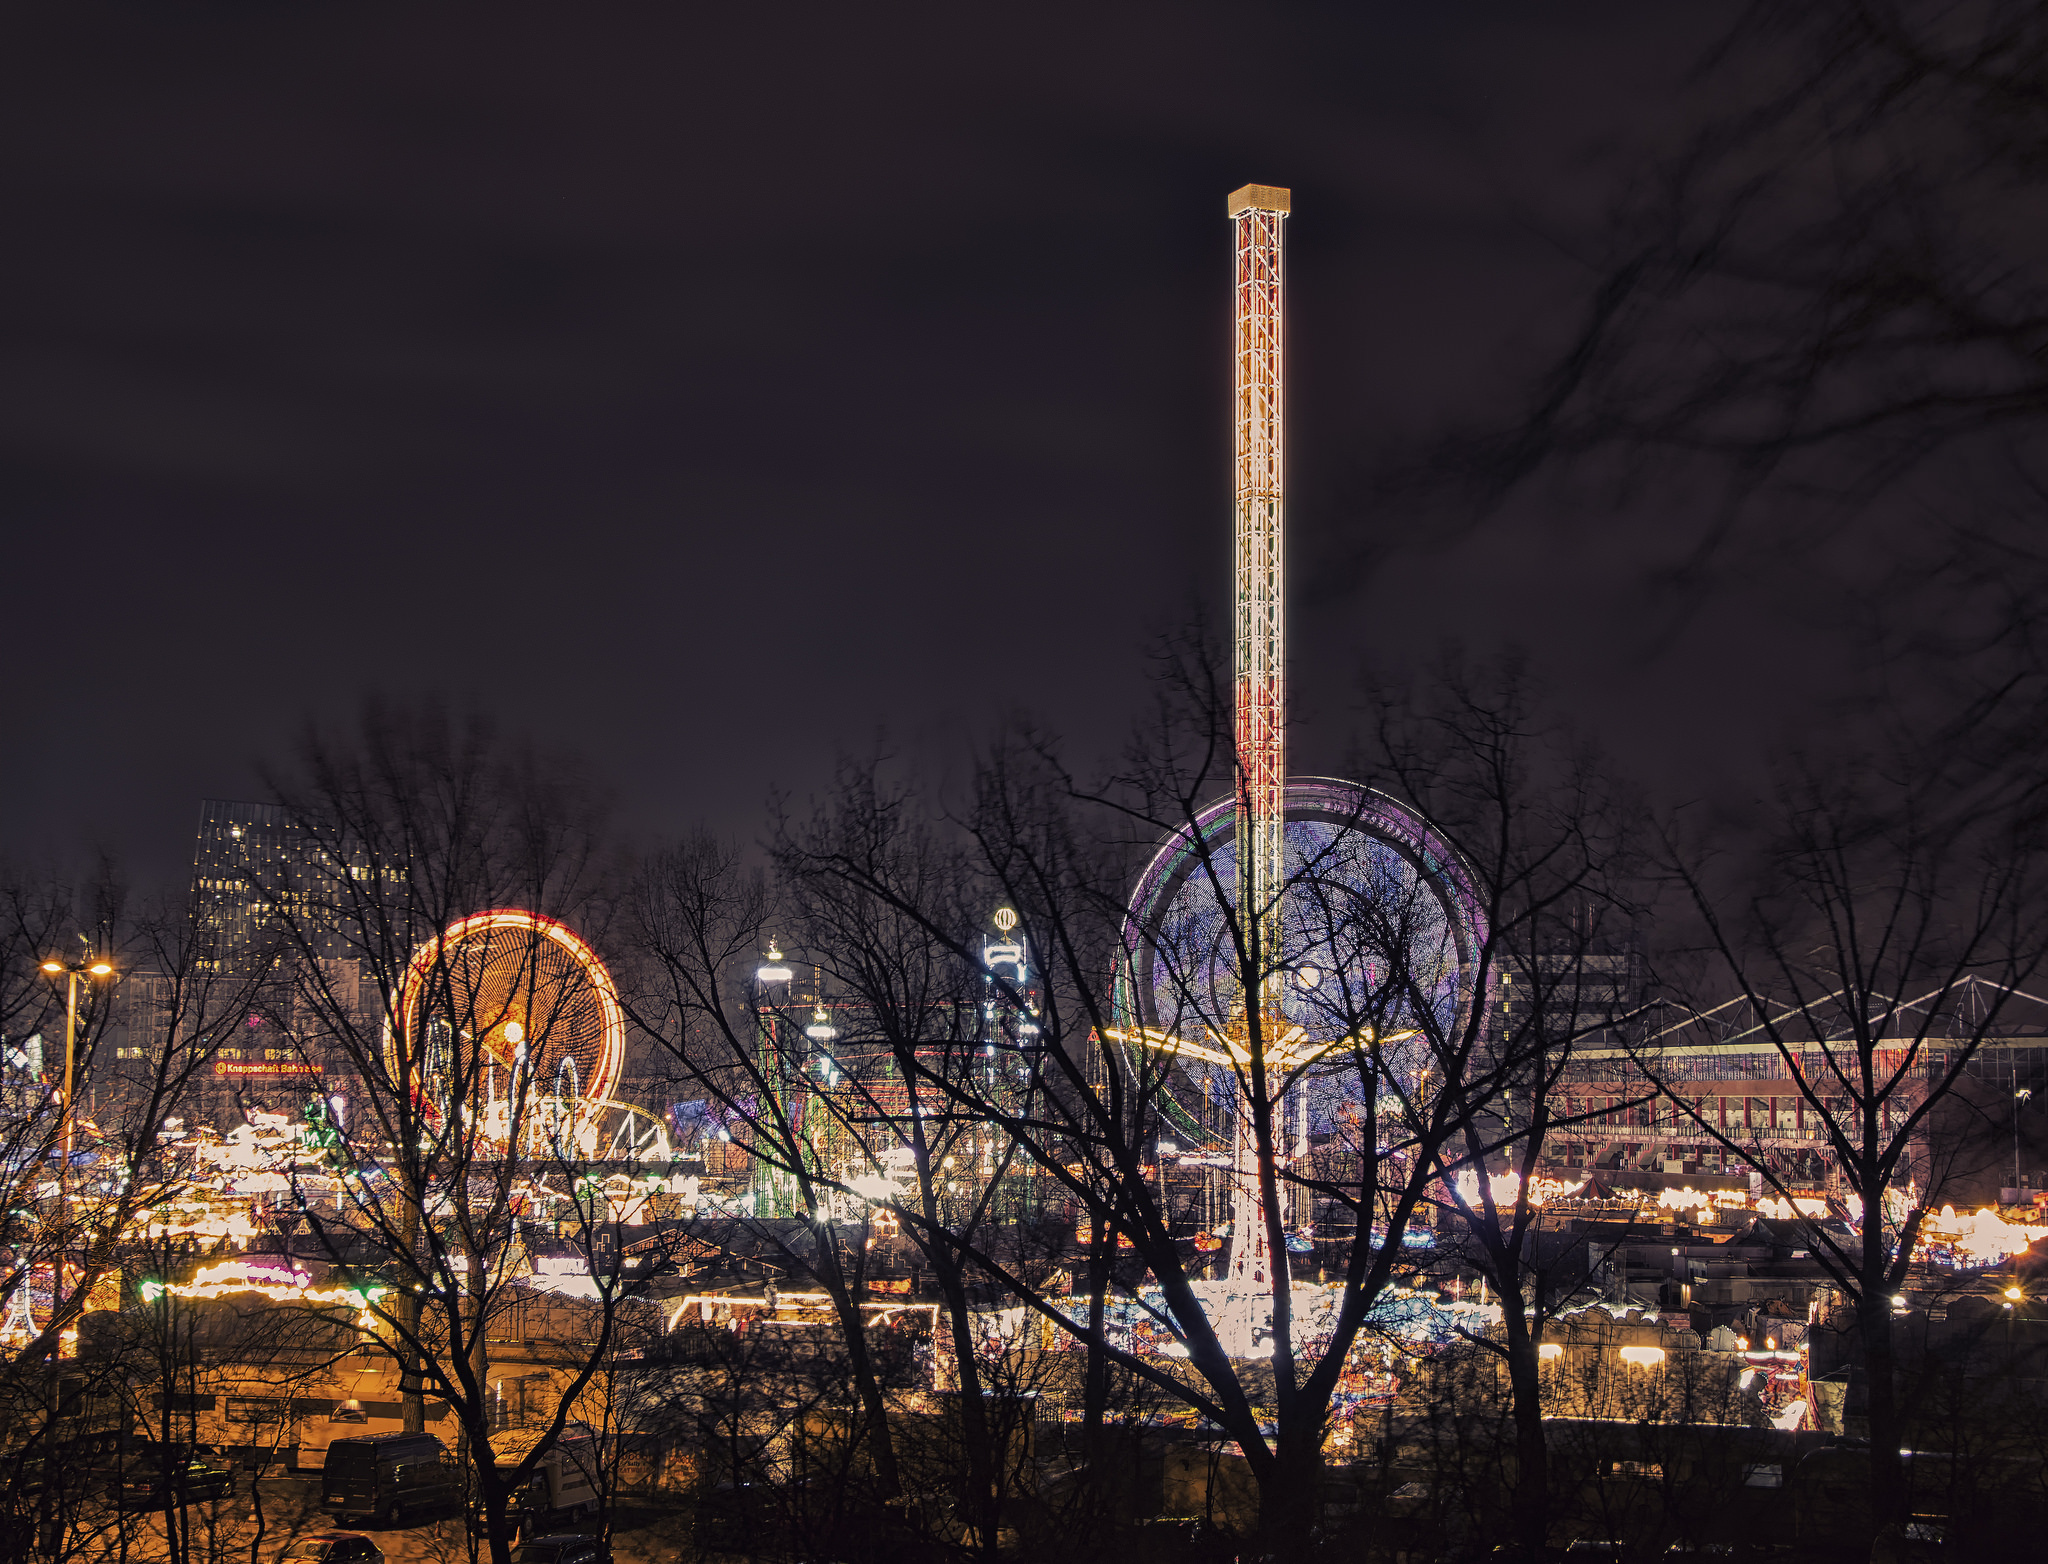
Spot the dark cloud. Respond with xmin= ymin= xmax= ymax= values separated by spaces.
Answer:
xmin=1 ymin=1 xmax=1750 ymax=886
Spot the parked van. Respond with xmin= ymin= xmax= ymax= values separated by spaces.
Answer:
xmin=322 ymin=1432 xmax=459 ymax=1526
xmin=490 ymin=1423 xmax=599 ymax=1532
xmin=295 ymin=1362 xmax=456 ymax=1471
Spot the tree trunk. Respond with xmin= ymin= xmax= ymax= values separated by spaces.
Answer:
xmin=398 ymin=1193 xmax=424 ymax=1433
xmin=932 ymin=1251 xmax=1000 ymax=1559
xmin=1073 ymin=1230 xmax=1115 ymax=1534
xmin=813 ymin=1218 xmax=903 ymax=1499
xmin=477 ymin=1470 xmax=517 ymax=1564
xmin=1260 ymin=1422 xmax=1324 ymax=1556
xmin=1079 ymin=1234 xmax=1113 ymax=1469
xmin=1505 ymin=1322 xmax=1549 ymax=1560
xmin=1859 ymin=1292 xmax=1904 ymax=1536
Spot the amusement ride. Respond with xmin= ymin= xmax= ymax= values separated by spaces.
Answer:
xmin=394 ymin=909 xmax=668 ymax=1164
xmin=1110 ymin=185 xmax=1485 ymax=1356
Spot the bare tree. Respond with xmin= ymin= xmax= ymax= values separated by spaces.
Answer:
xmin=1428 ymin=0 xmax=2048 ymax=815
xmin=0 ymin=860 xmax=272 ymax=1564
xmin=1365 ymin=665 xmax=1648 ymax=1560
xmin=626 ymin=831 xmax=912 ymax=1514
xmin=1639 ymin=760 xmax=2048 ymax=1539
xmin=240 ymin=704 xmax=675 ymax=1563
xmin=1457 ymin=2 xmax=2048 ymax=534
xmin=770 ymin=644 xmax=1531 ymax=1555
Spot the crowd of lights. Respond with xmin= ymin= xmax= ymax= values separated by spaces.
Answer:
xmin=1922 ymin=1203 xmax=2048 ymax=1266
xmin=139 ymin=1257 xmax=387 ymax=1317
xmin=1754 ymin=1195 xmax=1832 ymax=1221
xmin=1453 ymin=1170 xmax=1588 ymax=1209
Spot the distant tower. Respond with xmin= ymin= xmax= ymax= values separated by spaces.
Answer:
xmin=1226 ymin=181 xmax=1290 ymax=1302
xmin=1230 ymin=183 xmax=1288 ymax=1011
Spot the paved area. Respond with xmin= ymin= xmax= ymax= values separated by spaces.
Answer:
xmin=64 ymin=1476 xmax=696 ymax=1562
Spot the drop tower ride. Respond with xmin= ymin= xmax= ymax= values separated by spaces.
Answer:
xmin=1227 ymin=181 xmax=1290 ymax=1302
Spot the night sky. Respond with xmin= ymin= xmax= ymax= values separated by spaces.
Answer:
xmin=7 ymin=2 xmax=1817 ymax=890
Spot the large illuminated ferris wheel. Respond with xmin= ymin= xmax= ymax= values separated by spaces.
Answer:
xmin=1119 ymin=778 xmax=1486 ymax=1155
xmin=396 ymin=909 xmax=627 ymax=1154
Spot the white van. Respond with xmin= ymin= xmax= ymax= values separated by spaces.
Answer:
xmin=490 ymin=1422 xmax=600 ymax=1529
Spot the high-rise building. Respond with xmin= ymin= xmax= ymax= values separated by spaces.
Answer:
xmin=190 ymin=799 xmax=335 ymax=968
xmin=185 ymin=799 xmax=364 ymax=1120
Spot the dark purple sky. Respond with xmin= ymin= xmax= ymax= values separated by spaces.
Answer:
xmin=8 ymin=2 xmax=1821 ymax=889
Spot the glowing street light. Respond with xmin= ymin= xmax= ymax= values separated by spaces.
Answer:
xmin=37 ymin=942 xmax=115 ymax=1220
xmin=756 ymin=943 xmax=793 ymax=986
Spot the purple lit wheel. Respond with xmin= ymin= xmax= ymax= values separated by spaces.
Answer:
xmin=1118 ymin=777 xmax=1486 ymax=1141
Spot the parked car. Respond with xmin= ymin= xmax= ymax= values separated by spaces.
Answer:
xmin=321 ymin=1431 xmax=459 ymax=1527
xmin=279 ymin=1533 xmax=385 ymax=1564
xmin=511 ymin=1534 xmax=612 ymax=1564
xmin=103 ymin=1449 xmax=236 ymax=1510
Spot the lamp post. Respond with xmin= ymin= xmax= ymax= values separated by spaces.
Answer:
xmin=37 ymin=946 xmax=113 ymax=1225
xmin=2014 ymin=1087 xmax=2034 ymax=1202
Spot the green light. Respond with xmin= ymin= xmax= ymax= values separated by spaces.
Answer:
xmin=139 ymin=1281 xmax=165 ymax=1303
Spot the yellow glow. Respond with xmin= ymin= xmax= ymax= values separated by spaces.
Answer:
xmin=2007 ymin=1286 xmax=2024 ymax=1301
xmin=1755 ymin=1195 xmax=1830 ymax=1220
xmin=1619 ymin=1346 xmax=1666 ymax=1368
xmin=161 ymin=1257 xmax=386 ymax=1310
xmin=88 ymin=962 xmax=111 ymax=976
xmin=40 ymin=961 xmax=62 ymax=973
xmin=1457 ymin=1169 xmax=1586 ymax=1209
xmin=503 ymin=1021 xmax=524 ymax=1045
xmin=1922 ymin=1205 xmax=2048 ymax=1265
xmin=1538 ymin=1343 xmax=1564 ymax=1360
xmin=1107 ymin=1022 xmax=1418 ymax=1073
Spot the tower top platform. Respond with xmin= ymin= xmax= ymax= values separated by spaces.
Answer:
xmin=1227 ymin=183 xmax=1291 ymax=216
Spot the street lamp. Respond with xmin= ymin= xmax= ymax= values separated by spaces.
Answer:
xmin=2014 ymin=1088 xmax=2034 ymax=1203
xmin=38 ymin=944 xmax=114 ymax=1218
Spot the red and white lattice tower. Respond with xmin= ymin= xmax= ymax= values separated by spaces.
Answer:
xmin=1226 ymin=182 xmax=1290 ymax=1304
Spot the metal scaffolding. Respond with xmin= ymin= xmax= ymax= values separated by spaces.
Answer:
xmin=1230 ymin=182 xmax=1289 ymax=1013
xmin=1227 ymin=181 xmax=1290 ymax=1303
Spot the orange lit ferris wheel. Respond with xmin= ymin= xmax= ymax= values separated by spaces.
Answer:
xmin=395 ymin=909 xmax=625 ymax=1148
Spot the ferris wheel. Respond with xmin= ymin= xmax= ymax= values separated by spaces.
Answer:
xmin=395 ymin=909 xmax=626 ymax=1153
xmin=1118 ymin=778 xmax=1487 ymax=1157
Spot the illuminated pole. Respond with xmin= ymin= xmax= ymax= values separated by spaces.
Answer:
xmin=39 ymin=949 xmax=112 ymax=1226
xmin=1227 ymin=182 xmax=1290 ymax=1304
xmin=754 ymin=943 xmax=794 ymax=1218
xmin=1231 ymin=181 xmax=1288 ymax=1004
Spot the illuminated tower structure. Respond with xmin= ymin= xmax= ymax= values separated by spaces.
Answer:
xmin=1111 ymin=185 xmax=1487 ymax=1353
xmin=1226 ymin=182 xmax=1290 ymax=1302
xmin=752 ymin=942 xmax=798 ymax=1217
